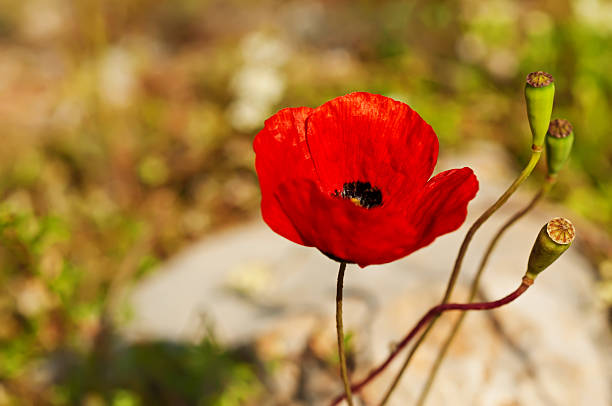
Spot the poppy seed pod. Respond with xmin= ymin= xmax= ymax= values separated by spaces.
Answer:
xmin=525 ymin=71 xmax=555 ymax=148
xmin=526 ymin=217 xmax=575 ymax=280
xmin=546 ymin=119 xmax=574 ymax=176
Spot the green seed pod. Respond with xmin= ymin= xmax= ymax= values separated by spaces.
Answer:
xmin=546 ymin=119 xmax=574 ymax=176
xmin=525 ymin=71 xmax=555 ymax=148
xmin=526 ymin=217 xmax=575 ymax=280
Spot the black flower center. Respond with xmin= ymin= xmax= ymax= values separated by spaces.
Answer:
xmin=334 ymin=181 xmax=382 ymax=209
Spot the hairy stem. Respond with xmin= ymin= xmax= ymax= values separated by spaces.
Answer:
xmin=415 ymin=178 xmax=554 ymax=406
xmin=336 ymin=262 xmax=354 ymax=406
xmin=331 ymin=277 xmax=533 ymax=406
xmin=379 ymin=149 xmax=542 ymax=405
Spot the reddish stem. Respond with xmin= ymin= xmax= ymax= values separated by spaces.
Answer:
xmin=330 ymin=277 xmax=533 ymax=406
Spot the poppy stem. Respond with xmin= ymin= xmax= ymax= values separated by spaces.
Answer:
xmin=336 ymin=261 xmax=354 ymax=406
xmin=414 ymin=177 xmax=555 ymax=406
xmin=330 ymin=277 xmax=534 ymax=406
xmin=379 ymin=148 xmax=542 ymax=405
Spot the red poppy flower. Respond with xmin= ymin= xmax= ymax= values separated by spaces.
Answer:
xmin=254 ymin=92 xmax=478 ymax=267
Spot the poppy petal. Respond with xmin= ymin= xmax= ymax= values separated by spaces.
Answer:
xmin=412 ymin=167 xmax=479 ymax=247
xmin=254 ymin=107 xmax=316 ymax=244
xmin=274 ymin=178 xmax=434 ymax=267
xmin=304 ymin=92 xmax=438 ymax=195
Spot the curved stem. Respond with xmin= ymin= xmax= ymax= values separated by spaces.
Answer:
xmin=442 ymin=150 xmax=541 ymax=301
xmin=377 ymin=319 xmax=434 ymax=405
xmin=415 ymin=178 xmax=554 ymax=406
xmin=379 ymin=149 xmax=542 ymax=405
xmin=336 ymin=262 xmax=354 ymax=406
xmin=330 ymin=277 xmax=533 ymax=406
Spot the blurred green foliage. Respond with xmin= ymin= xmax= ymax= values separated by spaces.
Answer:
xmin=54 ymin=338 xmax=261 ymax=406
xmin=0 ymin=0 xmax=611 ymax=403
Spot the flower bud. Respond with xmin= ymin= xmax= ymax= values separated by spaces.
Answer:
xmin=526 ymin=217 xmax=575 ymax=280
xmin=546 ymin=119 xmax=574 ymax=176
xmin=525 ymin=71 xmax=555 ymax=148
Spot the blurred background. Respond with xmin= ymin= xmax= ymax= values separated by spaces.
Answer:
xmin=0 ymin=0 xmax=610 ymax=404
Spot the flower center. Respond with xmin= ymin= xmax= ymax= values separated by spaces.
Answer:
xmin=334 ymin=181 xmax=382 ymax=209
